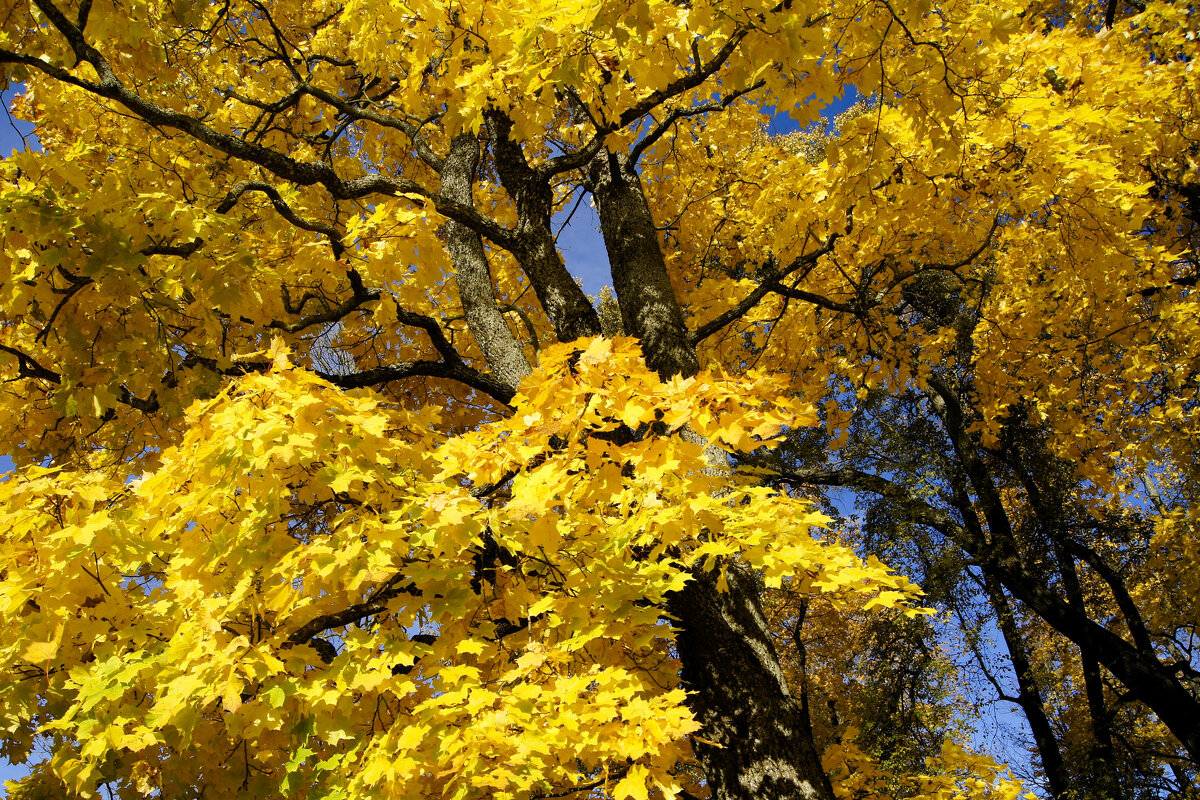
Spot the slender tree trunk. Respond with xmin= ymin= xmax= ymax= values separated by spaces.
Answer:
xmin=588 ymin=146 xmax=835 ymax=800
xmin=983 ymin=575 xmax=1071 ymax=800
xmin=792 ymin=600 xmax=832 ymax=791
xmin=1058 ymin=550 xmax=1123 ymax=800
xmin=927 ymin=375 xmax=1200 ymax=762
xmin=487 ymin=111 xmax=601 ymax=343
xmin=1007 ymin=440 xmax=1125 ymax=800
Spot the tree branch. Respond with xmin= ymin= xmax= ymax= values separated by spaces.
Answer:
xmin=216 ymin=180 xmax=345 ymax=257
xmin=629 ymin=79 xmax=766 ymax=165
xmin=0 ymin=344 xmax=62 ymax=383
xmin=1067 ymin=538 xmax=1156 ymax=655
xmin=688 ymin=238 xmax=839 ymax=345
xmin=763 ymin=463 xmax=976 ymax=544
xmin=285 ymin=577 xmax=421 ymax=647
xmin=183 ymin=347 xmax=516 ymax=406
xmin=318 ymin=359 xmax=513 ymax=405
xmin=12 ymin=0 xmax=516 ymax=248
xmin=269 ymin=283 xmax=380 ymax=334
xmin=536 ymin=26 xmax=753 ymax=179
xmin=141 ymin=238 xmax=205 ymax=258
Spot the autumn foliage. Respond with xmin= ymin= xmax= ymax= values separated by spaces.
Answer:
xmin=0 ymin=0 xmax=1197 ymax=798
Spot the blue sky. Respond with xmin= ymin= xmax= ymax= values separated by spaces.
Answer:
xmin=556 ymin=190 xmax=611 ymax=297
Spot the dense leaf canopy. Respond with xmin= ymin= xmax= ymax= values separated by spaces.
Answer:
xmin=0 ymin=0 xmax=1197 ymax=798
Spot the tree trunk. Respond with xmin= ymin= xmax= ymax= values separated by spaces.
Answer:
xmin=927 ymin=375 xmax=1200 ymax=762
xmin=441 ymin=133 xmax=531 ymax=392
xmin=1019 ymin=454 xmax=1125 ymax=800
xmin=589 ymin=146 xmax=835 ymax=800
xmin=983 ymin=575 xmax=1071 ymax=800
xmin=587 ymin=148 xmax=698 ymax=378
xmin=670 ymin=565 xmax=835 ymax=800
xmin=487 ymin=111 xmax=601 ymax=343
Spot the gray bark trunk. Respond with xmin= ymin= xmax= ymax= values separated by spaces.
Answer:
xmin=587 ymin=148 xmax=698 ymax=378
xmin=441 ymin=134 xmax=531 ymax=392
xmin=669 ymin=564 xmax=835 ymax=800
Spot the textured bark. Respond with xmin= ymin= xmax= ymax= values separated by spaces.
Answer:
xmin=669 ymin=565 xmax=835 ymax=800
xmin=440 ymin=134 xmax=531 ymax=392
xmin=486 ymin=112 xmax=601 ymax=343
xmin=587 ymin=148 xmax=699 ymax=378
xmin=588 ymin=145 xmax=834 ymax=800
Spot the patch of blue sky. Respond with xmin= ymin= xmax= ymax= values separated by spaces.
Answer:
xmin=1 ymin=85 xmax=36 ymax=155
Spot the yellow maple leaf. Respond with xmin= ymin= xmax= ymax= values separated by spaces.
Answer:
xmin=613 ymin=764 xmax=651 ymax=800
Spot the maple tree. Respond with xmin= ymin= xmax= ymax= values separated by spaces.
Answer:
xmin=0 ymin=0 xmax=1198 ymax=798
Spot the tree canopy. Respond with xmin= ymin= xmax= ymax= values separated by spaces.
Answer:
xmin=0 ymin=0 xmax=1197 ymax=798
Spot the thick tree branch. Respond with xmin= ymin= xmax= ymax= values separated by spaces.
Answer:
xmin=216 ymin=180 xmax=345 ymax=258
xmin=0 ymin=344 xmax=62 ymax=383
xmin=617 ymin=29 xmax=752 ymax=132
xmin=318 ymin=360 xmax=514 ymax=404
xmin=0 ymin=343 xmax=164 ymax=412
xmin=765 ymin=463 xmax=977 ymax=545
xmin=487 ymin=110 xmax=601 ymax=343
xmin=1067 ymin=538 xmax=1156 ymax=655
xmin=1135 ymin=273 xmax=1198 ymax=300
xmin=767 ymin=386 xmax=1200 ymax=760
xmin=141 ymin=238 xmax=205 ymax=258
xmin=297 ymin=82 xmax=446 ymax=172
xmin=924 ymin=373 xmax=1019 ymax=559
xmin=187 ymin=347 xmax=516 ymax=406
xmin=979 ymin=573 xmax=1072 ymax=799
xmin=285 ymin=577 xmax=421 ymax=647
